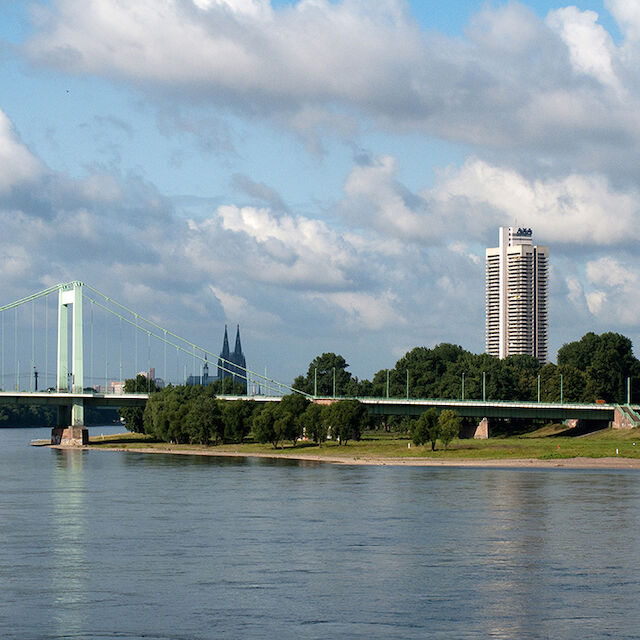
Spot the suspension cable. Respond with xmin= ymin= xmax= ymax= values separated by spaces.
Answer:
xmin=45 ymin=294 xmax=48 ymax=391
xmin=83 ymin=290 xmax=309 ymax=397
xmin=82 ymin=294 xmax=287 ymax=394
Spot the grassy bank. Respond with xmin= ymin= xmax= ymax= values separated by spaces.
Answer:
xmin=88 ymin=428 xmax=640 ymax=461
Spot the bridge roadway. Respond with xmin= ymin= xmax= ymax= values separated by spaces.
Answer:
xmin=0 ymin=391 xmax=631 ymax=424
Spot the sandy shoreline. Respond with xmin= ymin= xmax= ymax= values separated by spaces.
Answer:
xmin=81 ymin=445 xmax=640 ymax=469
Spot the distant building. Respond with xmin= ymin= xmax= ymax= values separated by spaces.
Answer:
xmin=186 ymin=359 xmax=215 ymax=387
xmin=217 ymin=325 xmax=247 ymax=391
xmin=110 ymin=380 xmax=125 ymax=395
xmin=486 ymin=226 xmax=549 ymax=362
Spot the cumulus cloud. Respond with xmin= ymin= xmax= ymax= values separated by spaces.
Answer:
xmin=342 ymin=155 xmax=429 ymax=239
xmin=307 ymin=290 xmax=404 ymax=331
xmin=584 ymin=257 xmax=640 ymax=325
xmin=0 ymin=111 xmax=44 ymax=193
xmin=547 ymin=7 xmax=622 ymax=94
xmin=22 ymin=0 xmax=640 ymax=183
xmin=433 ymin=159 xmax=640 ymax=246
xmin=340 ymin=154 xmax=640 ymax=248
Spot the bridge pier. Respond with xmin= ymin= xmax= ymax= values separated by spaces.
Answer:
xmin=459 ymin=417 xmax=489 ymax=439
xmin=51 ymin=426 xmax=88 ymax=446
xmin=613 ymin=405 xmax=640 ymax=429
xmin=473 ymin=417 xmax=489 ymax=439
xmin=51 ymin=401 xmax=88 ymax=446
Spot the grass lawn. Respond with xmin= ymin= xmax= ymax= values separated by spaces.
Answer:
xmin=88 ymin=427 xmax=640 ymax=461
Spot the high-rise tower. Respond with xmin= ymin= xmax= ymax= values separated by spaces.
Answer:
xmin=486 ymin=227 xmax=548 ymax=362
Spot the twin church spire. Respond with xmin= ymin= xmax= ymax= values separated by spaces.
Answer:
xmin=217 ymin=324 xmax=247 ymax=390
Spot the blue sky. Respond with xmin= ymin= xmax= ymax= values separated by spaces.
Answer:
xmin=1 ymin=0 xmax=639 ymax=387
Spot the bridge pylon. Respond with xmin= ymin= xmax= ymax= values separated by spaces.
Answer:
xmin=52 ymin=281 xmax=87 ymax=445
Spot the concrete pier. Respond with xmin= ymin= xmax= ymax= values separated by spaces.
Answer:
xmin=51 ymin=426 xmax=89 ymax=446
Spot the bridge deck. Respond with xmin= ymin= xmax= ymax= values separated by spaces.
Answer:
xmin=0 ymin=391 xmax=632 ymax=422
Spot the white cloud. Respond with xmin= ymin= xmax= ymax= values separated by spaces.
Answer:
xmin=434 ymin=159 xmax=640 ymax=246
xmin=340 ymin=154 xmax=640 ymax=249
xmin=0 ymin=110 xmax=43 ymax=193
xmin=565 ymin=274 xmax=585 ymax=307
xmin=342 ymin=155 xmax=429 ymax=239
xmin=23 ymin=0 xmax=640 ymax=180
xmin=308 ymin=290 xmax=404 ymax=331
xmin=187 ymin=204 xmax=358 ymax=289
xmin=585 ymin=257 xmax=640 ymax=324
xmin=586 ymin=290 xmax=607 ymax=315
xmin=547 ymin=7 xmax=622 ymax=94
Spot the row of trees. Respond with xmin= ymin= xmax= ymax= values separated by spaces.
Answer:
xmin=412 ymin=408 xmax=461 ymax=451
xmin=126 ymin=383 xmax=466 ymax=450
xmin=124 ymin=384 xmax=370 ymax=448
xmin=293 ymin=332 xmax=640 ymax=404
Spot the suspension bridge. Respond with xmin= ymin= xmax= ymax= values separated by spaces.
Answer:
xmin=0 ymin=281 xmax=300 ymax=444
xmin=1 ymin=281 xmax=637 ymax=445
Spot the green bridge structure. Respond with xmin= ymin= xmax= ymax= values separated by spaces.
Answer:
xmin=1 ymin=281 xmax=639 ymax=444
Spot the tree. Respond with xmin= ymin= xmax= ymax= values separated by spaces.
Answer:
xmin=299 ymin=402 xmax=327 ymax=444
xmin=438 ymin=409 xmax=461 ymax=450
xmin=325 ymin=399 xmax=368 ymax=445
xmin=413 ymin=408 xmax=439 ymax=450
xmin=276 ymin=394 xmax=310 ymax=445
xmin=185 ymin=389 xmax=222 ymax=445
xmin=253 ymin=403 xmax=282 ymax=448
xmin=558 ymin=332 xmax=640 ymax=403
xmin=221 ymin=400 xmax=256 ymax=443
xmin=120 ymin=374 xmax=158 ymax=433
xmin=211 ymin=378 xmax=247 ymax=396
xmin=292 ymin=353 xmax=353 ymax=397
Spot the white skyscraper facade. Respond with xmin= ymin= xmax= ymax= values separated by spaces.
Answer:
xmin=486 ymin=227 xmax=549 ymax=362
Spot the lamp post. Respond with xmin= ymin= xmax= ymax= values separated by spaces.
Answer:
xmin=332 ymin=367 xmax=336 ymax=398
xmin=560 ymin=373 xmax=563 ymax=404
xmin=386 ymin=370 xmax=390 ymax=399
xmin=482 ymin=371 xmax=486 ymax=402
xmin=461 ymin=371 xmax=465 ymax=401
xmin=314 ymin=367 xmax=317 ymax=397
xmin=406 ymin=369 xmax=409 ymax=400
xmin=627 ymin=376 xmax=631 ymax=405
xmin=537 ymin=374 xmax=541 ymax=403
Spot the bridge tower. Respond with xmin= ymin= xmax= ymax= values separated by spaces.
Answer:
xmin=52 ymin=281 xmax=87 ymax=445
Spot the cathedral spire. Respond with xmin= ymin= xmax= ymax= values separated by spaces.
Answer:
xmin=221 ymin=324 xmax=230 ymax=359
xmin=234 ymin=324 xmax=242 ymax=355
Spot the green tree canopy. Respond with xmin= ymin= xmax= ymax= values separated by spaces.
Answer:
xmin=325 ymin=399 xmax=368 ymax=445
xmin=412 ymin=407 xmax=439 ymax=450
xmin=221 ymin=399 xmax=256 ymax=443
xmin=299 ymin=402 xmax=327 ymax=444
xmin=120 ymin=374 xmax=158 ymax=433
xmin=292 ymin=353 xmax=353 ymax=396
xmin=438 ymin=409 xmax=461 ymax=450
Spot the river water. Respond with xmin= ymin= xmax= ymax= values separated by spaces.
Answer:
xmin=1 ymin=426 xmax=640 ymax=639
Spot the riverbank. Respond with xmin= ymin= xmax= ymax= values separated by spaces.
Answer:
xmin=86 ymin=446 xmax=640 ymax=468
xmin=79 ymin=428 xmax=640 ymax=469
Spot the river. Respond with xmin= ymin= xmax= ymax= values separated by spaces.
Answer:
xmin=1 ymin=426 xmax=639 ymax=639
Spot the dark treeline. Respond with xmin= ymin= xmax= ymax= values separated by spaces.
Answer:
xmin=293 ymin=332 xmax=640 ymax=405
xmin=0 ymin=404 xmax=119 ymax=427
xmin=121 ymin=330 xmax=640 ymax=445
xmin=126 ymin=384 xmax=370 ymax=448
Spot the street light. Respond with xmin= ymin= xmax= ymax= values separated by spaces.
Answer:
xmin=560 ymin=373 xmax=563 ymax=404
xmin=482 ymin=371 xmax=486 ymax=402
xmin=461 ymin=371 xmax=465 ymax=401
